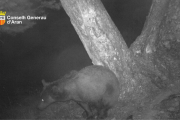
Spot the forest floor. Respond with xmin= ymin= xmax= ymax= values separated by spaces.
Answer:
xmin=1 ymin=85 xmax=180 ymax=119
xmin=1 ymin=91 xmax=119 ymax=120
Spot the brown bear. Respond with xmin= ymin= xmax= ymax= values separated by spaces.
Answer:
xmin=38 ymin=65 xmax=119 ymax=119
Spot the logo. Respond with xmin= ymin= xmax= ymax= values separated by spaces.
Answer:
xmin=0 ymin=11 xmax=6 ymax=25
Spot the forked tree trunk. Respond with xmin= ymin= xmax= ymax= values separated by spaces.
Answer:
xmin=60 ymin=0 xmax=132 ymax=98
xmin=60 ymin=0 xmax=180 ymax=119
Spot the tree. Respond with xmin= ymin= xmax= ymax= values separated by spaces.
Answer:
xmin=1 ymin=0 xmax=180 ymax=119
xmin=60 ymin=0 xmax=180 ymax=119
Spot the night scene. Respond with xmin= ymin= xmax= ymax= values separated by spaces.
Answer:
xmin=0 ymin=0 xmax=180 ymax=119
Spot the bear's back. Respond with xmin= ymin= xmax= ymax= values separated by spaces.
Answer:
xmin=74 ymin=65 xmax=119 ymax=103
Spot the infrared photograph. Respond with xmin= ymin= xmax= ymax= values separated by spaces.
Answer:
xmin=0 ymin=0 xmax=180 ymax=119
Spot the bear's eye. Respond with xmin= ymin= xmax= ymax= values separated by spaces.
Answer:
xmin=41 ymin=99 xmax=44 ymax=102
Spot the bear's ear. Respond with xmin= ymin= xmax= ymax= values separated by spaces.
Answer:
xmin=42 ymin=79 xmax=49 ymax=87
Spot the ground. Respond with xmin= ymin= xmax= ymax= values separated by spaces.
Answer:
xmin=1 ymin=90 xmax=118 ymax=119
xmin=1 ymin=86 xmax=180 ymax=119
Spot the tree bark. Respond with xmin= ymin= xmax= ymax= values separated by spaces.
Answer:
xmin=130 ymin=0 xmax=180 ymax=88
xmin=60 ymin=0 xmax=130 ymax=77
xmin=60 ymin=0 xmax=136 ymax=100
xmin=60 ymin=0 xmax=180 ymax=119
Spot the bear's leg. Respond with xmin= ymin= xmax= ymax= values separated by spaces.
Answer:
xmin=95 ymin=101 xmax=110 ymax=119
xmin=98 ymin=107 xmax=109 ymax=119
xmin=87 ymin=103 xmax=99 ymax=119
xmin=76 ymin=102 xmax=94 ymax=119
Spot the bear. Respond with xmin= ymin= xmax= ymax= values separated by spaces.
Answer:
xmin=38 ymin=65 xmax=120 ymax=119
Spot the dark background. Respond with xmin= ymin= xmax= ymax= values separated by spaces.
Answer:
xmin=0 ymin=0 xmax=152 ymax=116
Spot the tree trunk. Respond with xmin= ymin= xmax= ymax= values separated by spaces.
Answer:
xmin=60 ymin=0 xmax=180 ymax=119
